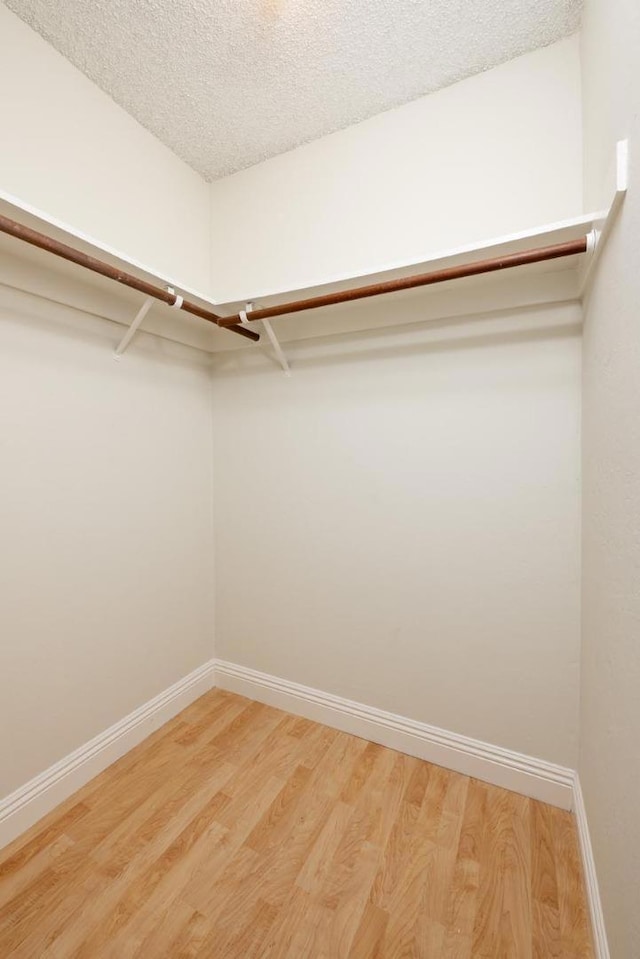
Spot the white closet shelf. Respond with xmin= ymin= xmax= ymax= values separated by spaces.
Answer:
xmin=214 ymin=217 xmax=596 ymax=350
xmin=218 ymin=213 xmax=599 ymax=314
xmin=0 ymin=141 xmax=627 ymax=358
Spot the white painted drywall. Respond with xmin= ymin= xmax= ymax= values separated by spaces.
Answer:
xmin=211 ymin=300 xmax=582 ymax=767
xmin=579 ymin=1 xmax=640 ymax=955
xmin=0 ymin=277 xmax=215 ymax=797
xmin=0 ymin=4 xmax=211 ymax=294
xmin=209 ymin=37 xmax=583 ymax=302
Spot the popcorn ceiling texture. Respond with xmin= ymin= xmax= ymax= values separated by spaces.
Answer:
xmin=5 ymin=0 xmax=582 ymax=180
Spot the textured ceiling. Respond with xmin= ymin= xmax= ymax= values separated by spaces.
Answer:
xmin=6 ymin=0 xmax=581 ymax=180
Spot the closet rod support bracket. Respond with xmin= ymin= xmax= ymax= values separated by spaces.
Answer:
xmin=586 ymin=229 xmax=600 ymax=254
xmin=241 ymin=302 xmax=291 ymax=376
xmin=113 ymin=295 xmax=155 ymax=358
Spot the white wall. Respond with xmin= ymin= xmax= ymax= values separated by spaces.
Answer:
xmin=0 ymin=4 xmax=211 ymax=294
xmin=0 ymin=278 xmax=215 ymax=797
xmin=209 ymin=37 xmax=583 ymax=302
xmin=211 ymin=301 xmax=582 ymax=767
xmin=209 ymin=34 xmax=584 ymax=768
xmin=580 ymin=1 xmax=640 ymax=956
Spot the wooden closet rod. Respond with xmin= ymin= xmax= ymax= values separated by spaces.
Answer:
xmin=0 ymin=213 xmax=260 ymax=342
xmin=218 ymin=237 xmax=588 ymax=327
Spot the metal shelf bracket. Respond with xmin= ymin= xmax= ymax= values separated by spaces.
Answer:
xmin=241 ymin=302 xmax=291 ymax=376
xmin=113 ymin=295 xmax=155 ymax=358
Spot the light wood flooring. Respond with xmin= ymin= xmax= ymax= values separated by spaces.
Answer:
xmin=0 ymin=689 xmax=593 ymax=958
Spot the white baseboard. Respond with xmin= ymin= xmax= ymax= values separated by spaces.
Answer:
xmin=0 ymin=660 xmax=215 ymax=851
xmin=1 ymin=656 xmax=579 ymax=857
xmin=214 ymin=660 xmax=574 ymax=809
xmin=573 ymin=775 xmax=610 ymax=959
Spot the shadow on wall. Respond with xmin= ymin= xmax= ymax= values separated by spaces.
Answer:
xmin=0 ymin=284 xmax=213 ymax=373
xmin=212 ymin=302 xmax=582 ymax=377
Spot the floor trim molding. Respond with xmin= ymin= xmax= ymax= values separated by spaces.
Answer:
xmin=0 ymin=660 xmax=215 ymax=851
xmin=573 ymin=775 xmax=610 ymax=959
xmin=214 ymin=659 xmax=574 ymax=809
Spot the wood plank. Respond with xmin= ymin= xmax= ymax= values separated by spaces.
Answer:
xmin=472 ymin=785 xmax=532 ymax=959
xmin=531 ymin=800 xmax=562 ymax=958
